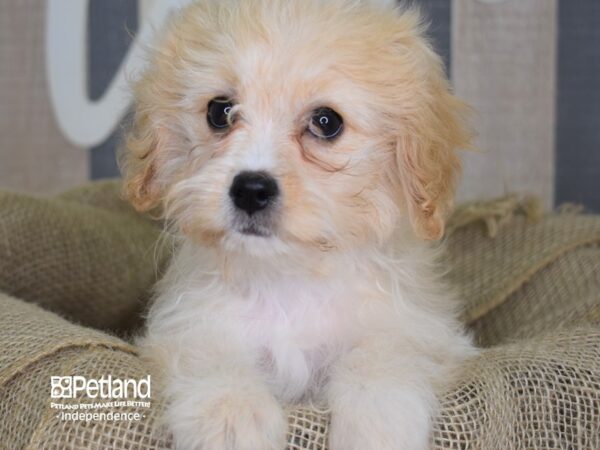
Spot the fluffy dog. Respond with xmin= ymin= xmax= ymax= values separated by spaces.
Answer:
xmin=122 ymin=0 xmax=475 ymax=448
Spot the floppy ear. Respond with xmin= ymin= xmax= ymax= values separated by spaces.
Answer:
xmin=120 ymin=40 xmax=185 ymax=213
xmin=396 ymin=47 xmax=471 ymax=240
xmin=120 ymin=17 xmax=188 ymax=213
xmin=121 ymin=102 xmax=167 ymax=212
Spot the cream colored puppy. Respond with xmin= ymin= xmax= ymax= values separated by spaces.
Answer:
xmin=122 ymin=0 xmax=474 ymax=448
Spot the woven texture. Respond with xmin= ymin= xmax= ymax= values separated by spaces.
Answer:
xmin=0 ymin=182 xmax=599 ymax=449
xmin=470 ymin=245 xmax=600 ymax=347
xmin=445 ymin=198 xmax=600 ymax=326
xmin=434 ymin=326 xmax=600 ymax=449
xmin=0 ymin=294 xmax=171 ymax=450
xmin=0 ymin=182 xmax=168 ymax=334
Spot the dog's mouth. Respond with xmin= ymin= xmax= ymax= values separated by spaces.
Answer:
xmin=232 ymin=212 xmax=277 ymax=238
xmin=239 ymin=224 xmax=272 ymax=237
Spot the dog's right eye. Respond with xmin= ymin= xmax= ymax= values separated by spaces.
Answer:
xmin=207 ymin=97 xmax=235 ymax=130
xmin=308 ymin=107 xmax=344 ymax=141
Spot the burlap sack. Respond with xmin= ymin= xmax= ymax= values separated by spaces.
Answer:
xmin=445 ymin=195 xmax=600 ymax=346
xmin=0 ymin=183 xmax=599 ymax=449
xmin=0 ymin=182 xmax=169 ymax=334
xmin=0 ymin=294 xmax=171 ymax=450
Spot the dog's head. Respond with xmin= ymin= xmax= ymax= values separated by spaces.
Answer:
xmin=122 ymin=0 xmax=470 ymax=255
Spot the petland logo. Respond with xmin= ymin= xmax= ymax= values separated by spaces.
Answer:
xmin=50 ymin=375 xmax=151 ymax=400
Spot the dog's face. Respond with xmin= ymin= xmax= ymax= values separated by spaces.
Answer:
xmin=123 ymin=0 xmax=470 ymax=255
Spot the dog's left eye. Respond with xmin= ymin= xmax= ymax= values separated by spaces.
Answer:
xmin=207 ymin=97 xmax=235 ymax=130
xmin=308 ymin=107 xmax=344 ymax=140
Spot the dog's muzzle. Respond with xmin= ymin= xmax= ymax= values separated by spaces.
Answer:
xmin=229 ymin=171 xmax=279 ymax=236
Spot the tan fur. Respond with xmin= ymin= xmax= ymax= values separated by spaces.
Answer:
xmin=121 ymin=0 xmax=470 ymax=241
xmin=121 ymin=1 xmax=474 ymax=449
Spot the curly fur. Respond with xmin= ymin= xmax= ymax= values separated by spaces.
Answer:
xmin=121 ymin=1 xmax=475 ymax=448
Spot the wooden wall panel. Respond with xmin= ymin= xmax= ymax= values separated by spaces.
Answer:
xmin=555 ymin=1 xmax=600 ymax=212
xmin=419 ymin=0 xmax=451 ymax=73
xmin=88 ymin=0 xmax=138 ymax=179
xmin=451 ymin=0 xmax=558 ymax=208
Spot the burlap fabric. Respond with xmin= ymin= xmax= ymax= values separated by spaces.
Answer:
xmin=445 ymin=195 xmax=600 ymax=346
xmin=0 ymin=181 xmax=169 ymax=334
xmin=0 ymin=183 xmax=599 ymax=449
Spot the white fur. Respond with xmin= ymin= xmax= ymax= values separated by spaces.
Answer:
xmin=128 ymin=1 xmax=475 ymax=449
xmin=140 ymin=232 xmax=474 ymax=450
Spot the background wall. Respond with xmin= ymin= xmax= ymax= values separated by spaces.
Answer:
xmin=0 ymin=0 xmax=598 ymax=211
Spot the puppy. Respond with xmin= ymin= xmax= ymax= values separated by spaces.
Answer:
xmin=122 ymin=0 xmax=474 ymax=448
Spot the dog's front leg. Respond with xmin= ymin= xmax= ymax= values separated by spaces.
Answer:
xmin=145 ymin=333 xmax=287 ymax=450
xmin=326 ymin=334 xmax=445 ymax=450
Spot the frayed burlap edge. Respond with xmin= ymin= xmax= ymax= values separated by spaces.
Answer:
xmin=448 ymin=195 xmax=600 ymax=324
xmin=447 ymin=194 xmax=545 ymax=238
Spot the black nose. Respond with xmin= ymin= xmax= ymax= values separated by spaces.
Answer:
xmin=229 ymin=171 xmax=279 ymax=215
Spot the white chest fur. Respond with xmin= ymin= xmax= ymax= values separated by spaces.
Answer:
xmin=144 ymin=239 xmax=462 ymax=404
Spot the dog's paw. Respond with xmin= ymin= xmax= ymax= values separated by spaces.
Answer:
xmin=169 ymin=388 xmax=287 ymax=450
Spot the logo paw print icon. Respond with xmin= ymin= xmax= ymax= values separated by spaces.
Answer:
xmin=50 ymin=376 xmax=72 ymax=398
